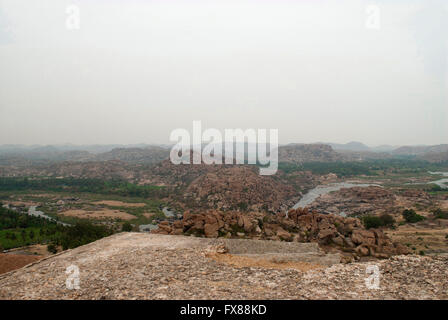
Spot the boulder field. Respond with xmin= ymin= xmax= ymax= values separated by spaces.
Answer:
xmin=153 ymin=208 xmax=409 ymax=261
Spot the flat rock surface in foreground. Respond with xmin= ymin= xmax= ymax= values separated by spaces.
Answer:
xmin=0 ymin=233 xmax=447 ymax=300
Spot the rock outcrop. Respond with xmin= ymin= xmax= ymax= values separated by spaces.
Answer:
xmin=306 ymin=186 xmax=434 ymax=217
xmin=307 ymin=186 xmax=396 ymax=216
xmin=153 ymin=208 xmax=408 ymax=260
xmin=278 ymin=143 xmax=343 ymax=163
xmin=398 ymin=189 xmax=432 ymax=207
xmin=0 ymin=233 xmax=444 ymax=300
xmin=184 ymin=166 xmax=299 ymax=212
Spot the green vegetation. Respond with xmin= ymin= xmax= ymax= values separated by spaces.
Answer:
xmin=402 ymin=209 xmax=425 ymax=223
xmin=47 ymin=243 xmax=57 ymax=254
xmin=0 ymin=177 xmax=167 ymax=226
xmin=0 ymin=205 xmax=56 ymax=230
xmin=279 ymin=162 xmax=374 ymax=177
xmin=362 ymin=214 xmax=395 ymax=229
xmin=122 ymin=222 xmax=133 ymax=232
xmin=379 ymin=214 xmax=396 ymax=227
xmin=0 ymin=177 xmax=167 ymax=198
xmin=0 ymin=224 xmax=63 ymax=250
xmin=236 ymin=202 xmax=248 ymax=211
xmin=0 ymin=205 xmax=113 ymax=250
xmin=58 ymin=221 xmax=112 ymax=250
xmin=230 ymin=224 xmax=245 ymax=235
xmin=432 ymin=208 xmax=448 ymax=220
xmin=362 ymin=215 xmax=382 ymax=229
xmin=429 ymin=184 xmax=444 ymax=192
xmin=278 ymin=160 xmax=448 ymax=178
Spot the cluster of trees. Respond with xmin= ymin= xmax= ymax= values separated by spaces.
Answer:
xmin=432 ymin=208 xmax=448 ymax=220
xmin=278 ymin=159 xmax=448 ymax=177
xmin=361 ymin=208 xmax=446 ymax=230
xmin=361 ymin=209 xmax=430 ymax=229
xmin=4 ymin=228 xmax=42 ymax=241
xmin=362 ymin=214 xmax=396 ymax=229
xmin=402 ymin=209 xmax=425 ymax=223
xmin=428 ymin=184 xmax=445 ymax=192
xmin=0 ymin=177 xmax=167 ymax=198
xmin=56 ymin=221 xmax=113 ymax=250
xmin=121 ymin=222 xmax=133 ymax=232
xmin=0 ymin=205 xmax=113 ymax=251
xmin=279 ymin=162 xmax=373 ymax=177
xmin=0 ymin=205 xmax=55 ymax=230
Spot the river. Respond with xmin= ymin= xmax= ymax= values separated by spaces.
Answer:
xmin=28 ymin=206 xmax=71 ymax=226
xmin=428 ymin=171 xmax=448 ymax=189
xmin=292 ymin=171 xmax=448 ymax=212
xmin=293 ymin=182 xmax=380 ymax=210
xmin=139 ymin=207 xmax=177 ymax=232
xmin=162 ymin=207 xmax=176 ymax=218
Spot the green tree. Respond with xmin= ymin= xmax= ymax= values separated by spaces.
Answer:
xmin=47 ymin=243 xmax=58 ymax=254
xmin=402 ymin=209 xmax=425 ymax=223
xmin=237 ymin=202 xmax=248 ymax=211
xmin=379 ymin=214 xmax=395 ymax=227
xmin=432 ymin=208 xmax=448 ymax=219
xmin=122 ymin=222 xmax=133 ymax=232
xmin=21 ymin=229 xmax=27 ymax=241
xmin=362 ymin=216 xmax=382 ymax=229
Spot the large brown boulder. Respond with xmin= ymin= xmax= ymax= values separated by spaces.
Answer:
xmin=153 ymin=207 xmax=408 ymax=259
xmin=242 ymin=216 xmax=255 ymax=233
xmin=351 ymin=229 xmax=376 ymax=246
xmin=156 ymin=221 xmax=172 ymax=234
xmin=276 ymin=227 xmax=292 ymax=241
xmin=204 ymin=223 xmax=219 ymax=238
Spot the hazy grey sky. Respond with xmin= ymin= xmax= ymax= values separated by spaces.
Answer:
xmin=0 ymin=0 xmax=447 ymax=146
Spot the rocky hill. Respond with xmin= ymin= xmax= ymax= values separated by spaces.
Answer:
xmin=0 ymin=233 xmax=445 ymax=300
xmin=392 ymin=144 xmax=448 ymax=156
xmin=94 ymin=147 xmax=169 ymax=164
xmin=278 ymin=144 xmax=343 ymax=163
xmin=307 ymin=186 xmax=433 ymax=216
xmin=0 ymin=152 xmax=316 ymax=213
xmin=0 ymin=160 xmax=141 ymax=181
xmin=308 ymin=186 xmax=396 ymax=216
xmin=0 ymin=151 xmax=93 ymax=166
xmin=137 ymin=156 xmax=311 ymax=212
xmin=418 ymin=151 xmax=448 ymax=163
xmin=139 ymin=156 xmax=229 ymax=186
xmin=0 ymin=145 xmax=170 ymax=166
xmin=328 ymin=141 xmax=370 ymax=152
xmin=183 ymin=166 xmax=299 ymax=212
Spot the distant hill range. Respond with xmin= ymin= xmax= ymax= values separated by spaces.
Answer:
xmin=327 ymin=141 xmax=371 ymax=152
xmin=389 ymin=144 xmax=448 ymax=163
xmin=324 ymin=141 xmax=398 ymax=153
xmin=0 ymin=144 xmax=171 ymax=165
xmin=278 ymin=143 xmax=343 ymax=163
xmin=322 ymin=142 xmax=448 ymax=162
xmin=391 ymin=144 xmax=448 ymax=155
xmin=1 ymin=142 xmax=448 ymax=165
xmin=94 ymin=146 xmax=169 ymax=164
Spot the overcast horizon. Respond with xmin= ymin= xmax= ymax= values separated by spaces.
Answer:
xmin=0 ymin=141 xmax=441 ymax=149
xmin=1 ymin=0 xmax=447 ymax=146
